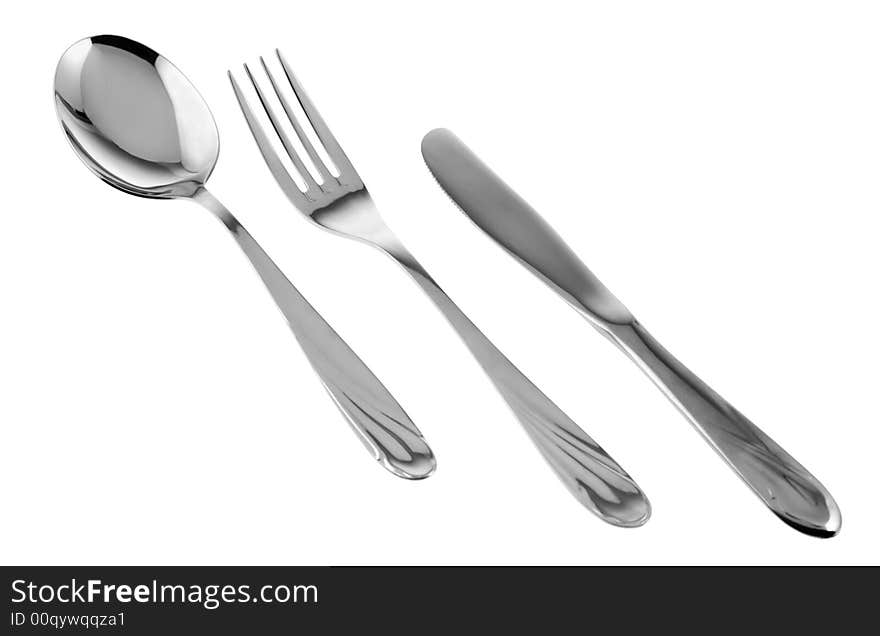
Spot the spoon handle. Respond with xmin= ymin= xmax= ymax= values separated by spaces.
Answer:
xmin=193 ymin=188 xmax=435 ymax=479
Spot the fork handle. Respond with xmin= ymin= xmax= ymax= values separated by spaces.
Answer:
xmin=194 ymin=189 xmax=434 ymax=479
xmin=604 ymin=320 xmax=840 ymax=536
xmin=380 ymin=238 xmax=650 ymax=525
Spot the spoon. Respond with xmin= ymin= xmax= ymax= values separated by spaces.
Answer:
xmin=54 ymin=34 xmax=435 ymax=479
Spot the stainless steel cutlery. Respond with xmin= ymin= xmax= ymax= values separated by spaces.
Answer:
xmin=421 ymin=128 xmax=841 ymax=537
xmin=229 ymin=51 xmax=651 ymax=527
xmin=53 ymin=35 xmax=435 ymax=480
xmin=54 ymin=33 xmax=841 ymax=535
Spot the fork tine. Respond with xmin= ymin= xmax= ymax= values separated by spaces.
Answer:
xmin=260 ymin=57 xmax=336 ymax=187
xmin=228 ymin=70 xmax=315 ymax=210
xmin=242 ymin=63 xmax=321 ymax=195
xmin=275 ymin=50 xmax=362 ymax=188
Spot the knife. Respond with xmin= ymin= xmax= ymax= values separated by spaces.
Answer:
xmin=421 ymin=128 xmax=840 ymax=537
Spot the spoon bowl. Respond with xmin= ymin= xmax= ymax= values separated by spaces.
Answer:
xmin=54 ymin=35 xmax=219 ymax=199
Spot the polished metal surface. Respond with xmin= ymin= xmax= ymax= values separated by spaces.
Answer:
xmin=230 ymin=51 xmax=650 ymax=527
xmin=54 ymin=35 xmax=435 ymax=480
xmin=421 ymin=128 xmax=841 ymax=537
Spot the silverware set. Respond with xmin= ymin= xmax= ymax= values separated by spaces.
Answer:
xmin=54 ymin=34 xmax=840 ymax=537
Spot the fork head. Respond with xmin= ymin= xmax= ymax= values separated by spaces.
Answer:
xmin=230 ymin=50 xmax=379 ymax=235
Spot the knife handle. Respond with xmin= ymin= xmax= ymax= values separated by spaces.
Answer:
xmin=194 ymin=188 xmax=435 ymax=480
xmin=604 ymin=320 xmax=840 ymax=536
xmin=380 ymin=238 xmax=650 ymax=526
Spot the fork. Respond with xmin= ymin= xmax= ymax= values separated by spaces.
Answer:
xmin=229 ymin=51 xmax=651 ymax=527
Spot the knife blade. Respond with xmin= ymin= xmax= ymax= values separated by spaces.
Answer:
xmin=420 ymin=129 xmax=633 ymax=327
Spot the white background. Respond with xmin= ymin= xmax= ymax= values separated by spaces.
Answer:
xmin=1 ymin=1 xmax=877 ymax=565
